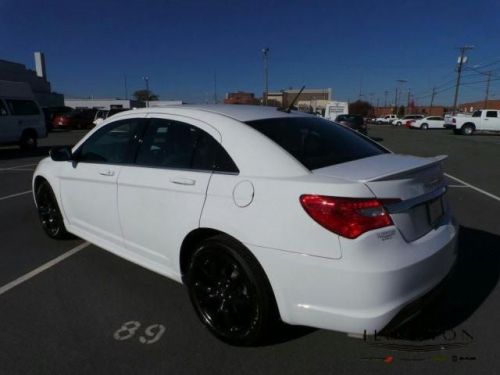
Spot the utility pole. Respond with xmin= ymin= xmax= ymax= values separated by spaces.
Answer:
xmin=143 ymin=76 xmax=150 ymax=108
xmin=407 ymin=88 xmax=411 ymax=114
xmin=213 ymin=71 xmax=217 ymax=104
xmin=429 ymin=86 xmax=436 ymax=115
xmin=262 ymin=48 xmax=269 ymax=105
xmin=484 ymin=71 xmax=492 ymax=109
xmin=384 ymin=90 xmax=388 ymax=108
xmin=452 ymin=45 xmax=474 ymax=114
xmin=124 ymin=74 xmax=128 ymax=100
xmin=394 ymin=87 xmax=398 ymax=114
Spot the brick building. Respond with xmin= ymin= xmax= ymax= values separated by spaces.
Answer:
xmin=374 ymin=105 xmax=447 ymax=117
xmin=457 ymin=100 xmax=500 ymax=112
xmin=224 ymin=91 xmax=259 ymax=105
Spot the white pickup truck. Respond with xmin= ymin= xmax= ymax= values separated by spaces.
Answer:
xmin=444 ymin=109 xmax=500 ymax=135
xmin=374 ymin=114 xmax=398 ymax=124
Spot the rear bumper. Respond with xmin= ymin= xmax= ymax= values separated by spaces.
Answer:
xmin=444 ymin=124 xmax=456 ymax=129
xmin=248 ymin=220 xmax=458 ymax=334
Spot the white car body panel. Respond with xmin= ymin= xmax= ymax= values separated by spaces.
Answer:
xmin=33 ymin=105 xmax=458 ymax=335
xmin=410 ymin=117 xmax=445 ymax=129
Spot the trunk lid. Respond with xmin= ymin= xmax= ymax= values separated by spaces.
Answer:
xmin=313 ymin=154 xmax=448 ymax=242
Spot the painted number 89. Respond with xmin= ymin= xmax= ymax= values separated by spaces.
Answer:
xmin=113 ymin=321 xmax=166 ymax=345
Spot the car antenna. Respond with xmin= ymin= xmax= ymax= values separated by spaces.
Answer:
xmin=278 ymin=85 xmax=305 ymax=113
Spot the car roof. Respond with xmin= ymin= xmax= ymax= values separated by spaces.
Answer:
xmin=128 ymin=104 xmax=313 ymax=122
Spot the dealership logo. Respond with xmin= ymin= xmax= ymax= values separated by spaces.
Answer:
xmin=359 ymin=328 xmax=475 ymax=363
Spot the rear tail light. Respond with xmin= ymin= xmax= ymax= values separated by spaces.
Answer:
xmin=299 ymin=195 xmax=396 ymax=239
xmin=452 ymin=118 xmax=456 ymax=123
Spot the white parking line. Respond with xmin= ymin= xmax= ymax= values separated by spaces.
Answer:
xmin=0 ymin=190 xmax=32 ymax=202
xmin=0 ymin=163 xmax=38 ymax=170
xmin=0 ymin=242 xmax=90 ymax=296
xmin=0 ymin=168 xmax=35 ymax=172
xmin=445 ymin=173 xmax=500 ymax=203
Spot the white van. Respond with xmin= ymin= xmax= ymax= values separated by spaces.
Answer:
xmin=324 ymin=101 xmax=349 ymax=121
xmin=0 ymin=80 xmax=46 ymax=150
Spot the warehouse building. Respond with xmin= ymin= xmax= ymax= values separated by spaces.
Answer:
xmin=0 ymin=52 xmax=63 ymax=107
xmin=266 ymin=88 xmax=331 ymax=112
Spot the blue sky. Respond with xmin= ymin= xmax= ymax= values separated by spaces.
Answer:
xmin=2 ymin=0 xmax=500 ymax=105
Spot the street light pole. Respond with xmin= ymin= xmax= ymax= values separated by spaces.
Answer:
xmin=143 ymin=76 xmax=150 ymax=108
xmin=262 ymin=48 xmax=269 ymax=105
xmin=484 ymin=71 xmax=492 ymax=109
xmin=394 ymin=79 xmax=407 ymax=115
xmin=452 ymin=45 xmax=474 ymax=114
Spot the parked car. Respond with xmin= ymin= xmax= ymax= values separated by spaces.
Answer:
xmin=445 ymin=109 xmax=500 ymax=135
xmin=33 ymin=105 xmax=457 ymax=345
xmin=0 ymin=80 xmax=46 ymax=150
xmin=408 ymin=116 xmax=445 ymax=130
xmin=334 ymin=114 xmax=367 ymax=135
xmin=92 ymin=108 xmax=128 ymax=127
xmin=393 ymin=115 xmax=424 ymax=126
xmin=42 ymin=106 xmax=73 ymax=132
xmin=374 ymin=114 xmax=398 ymax=124
xmin=52 ymin=108 xmax=97 ymax=130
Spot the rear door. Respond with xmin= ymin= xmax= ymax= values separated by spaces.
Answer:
xmin=5 ymin=99 xmax=45 ymax=139
xmin=0 ymin=99 xmax=17 ymax=143
xmin=428 ymin=116 xmax=444 ymax=128
xmin=483 ymin=110 xmax=500 ymax=131
xmin=117 ymin=115 xmax=221 ymax=271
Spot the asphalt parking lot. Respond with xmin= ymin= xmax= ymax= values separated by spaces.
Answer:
xmin=1 ymin=127 xmax=500 ymax=375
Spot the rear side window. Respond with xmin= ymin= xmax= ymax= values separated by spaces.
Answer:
xmin=486 ymin=111 xmax=498 ymax=118
xmin=0 ymin=100 xmax=8 ymax=116
xmin=245 ymin=117 xmax=387 ymax=170
xmin=6 ymin=100 xmax=40 ymax=115
xmin=136 ymin=119 xmax=238 ymax=173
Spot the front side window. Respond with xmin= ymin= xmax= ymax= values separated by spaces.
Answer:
xmin=6 ymin=100 xmax=40 ymax=115
xmin=245 ymin=117 xmax=387 ymax=170
xmin=472 ymin=111 xmax=482 ymax=118
xmin=76 ymin=119 xmax=143 ymax=164
xmin=135 ymin=119 xmax=238 ymax=173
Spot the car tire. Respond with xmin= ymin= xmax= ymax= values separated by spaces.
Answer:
xmin=396 ymin=121 xmax=402 ymax=126
xmin=19 ymin=130 xmax=38 ymax=150
xmin=35 ymin=180 xmax=70 ymax=239
xmin=461 ymin=124 xmax=474 ymax=135
xmin=186 ymin=235 xmax=279 ymax=346
xmin=421 ymin=123 xmax=429 ymax=130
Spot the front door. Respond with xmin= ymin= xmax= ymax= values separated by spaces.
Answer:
xmin=59 ymin=117 xmax=145 ymax=247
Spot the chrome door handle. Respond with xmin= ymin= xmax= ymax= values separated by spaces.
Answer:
xmin=99 ymin=169 xmax=115 ymax=176
xmin=170 ymin=177 xmax=196 ymax=186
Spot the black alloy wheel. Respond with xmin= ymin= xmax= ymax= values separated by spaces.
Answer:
xmin=187 ymin=235 xmax=278 ymax=346
xmin=36 ymin=181 xmax=69 ymax=239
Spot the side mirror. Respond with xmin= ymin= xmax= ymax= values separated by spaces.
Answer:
xmin=50 ymin=146 xmax=73 ymax=162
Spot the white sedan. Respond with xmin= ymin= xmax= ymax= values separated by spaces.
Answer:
xmin=33 ymin=105 xmax=457 ymax=345
xmin=409 ymin=116 xmax=445 ymax=130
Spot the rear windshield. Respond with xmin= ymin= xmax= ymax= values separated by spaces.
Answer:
xmin=245 ymin=117 xmax=388 ymax=170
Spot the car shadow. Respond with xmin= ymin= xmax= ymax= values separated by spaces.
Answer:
xmin=0 ymin=145 xmax=67 ymax=161
xmin=369 ymin=136 xmax=384 ymax=142
xmin=385 ymin=225 xmax=500 ymax=340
